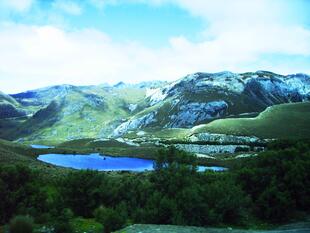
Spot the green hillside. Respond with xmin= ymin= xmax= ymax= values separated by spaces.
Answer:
xmin=0 ymin=91 xmax=27 ymax=119
xmin=193 ymin=102 xmax=310 ymax=139
xmin=2 ymin=85 xmax=148 ymax=143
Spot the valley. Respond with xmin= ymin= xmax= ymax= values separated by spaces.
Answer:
xmin=1 ymin=71 xmax=310 ymax=233
xmin=1 ymin=70 xmax=310 ymax=174
xmin=1 ymin=71 xmax=309 ymax=145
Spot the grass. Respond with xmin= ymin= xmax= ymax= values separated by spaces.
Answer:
xmin=58 ymin=138 xmax=162 ymax=159
xmin=0 ymin=136 xmax=240 ymax=177
xmin=1 ymin=218 xmax=103 ymax=233
xmin=71 ymin=218 xmax=103 ymax=233
xmin=0 ymin=138 xmax=159 ymax=179
xmin=193 ymin=102 xmax=310 ymax=139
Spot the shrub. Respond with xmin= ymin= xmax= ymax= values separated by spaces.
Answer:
xmin=94 ymin=206 xmax=125 ymax=233
xmin=9 ymin=215 xmax=34 ymax=233
xmin=53 ymin=221 xmax=73 ymax=233
xmin=53 ymin=208 xmax=74 ymax=233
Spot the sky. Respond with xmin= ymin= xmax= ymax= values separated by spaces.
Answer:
xmin=0 ymin=0 xmax=310 ymax=93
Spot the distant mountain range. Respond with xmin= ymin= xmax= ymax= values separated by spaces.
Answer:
xmin=0 ymin=71 xmax=309 ymax=143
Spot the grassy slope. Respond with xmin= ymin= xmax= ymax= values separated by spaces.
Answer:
xmin=193 ymin=102 xmax=310 ymax=139
xmin=5 ymin=86 xmax=147 ymax=143
xmin=0 ymin=139 xmax=94 ymax=177
xmin=58 ymin=138 xmax=161 ymax=159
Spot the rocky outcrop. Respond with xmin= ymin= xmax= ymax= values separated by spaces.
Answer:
xmin=128 ymin=104 xmax=138 ymax=112
xmin=175 ymin=143 xmax=250 ymax=155
xmin=113 ymin=112 xmax=157 ymax=137
xmin=166 ymin=101 xmax=228 ymax=127
xmin=190 ymin=133 xmax=266 ymax=145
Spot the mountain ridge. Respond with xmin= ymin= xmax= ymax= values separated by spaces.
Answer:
xmin=1 ymin=70 xmax=309 ymax=143
xmin=113 ymin=71 xmax=310 ymax=136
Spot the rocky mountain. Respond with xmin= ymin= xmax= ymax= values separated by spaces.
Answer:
xmin=0 ymin=71 xmax=309 ymax=143
xmin=113 ymin=71 xmax=310 ymax=136
xmin=1 ymin=83 xmax=157 ymax=142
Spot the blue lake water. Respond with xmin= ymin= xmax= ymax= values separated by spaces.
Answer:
xmin=37 ymin=153 xmax=227 ymax=172
xmin=31 ymin=144 xmax=55 ymax=149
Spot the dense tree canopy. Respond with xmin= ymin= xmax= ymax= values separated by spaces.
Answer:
xmin=0 ymin=141 xmax=310 ymax=232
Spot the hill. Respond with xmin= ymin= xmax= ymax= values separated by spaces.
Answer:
xmin=0 ymin=91 xmax=27 ymax=119
xmin=193 ymin=102 xmax=310 ymax=139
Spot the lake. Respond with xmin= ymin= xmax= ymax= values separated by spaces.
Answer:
xmin=37 ymin=153 xmax=227 ymax=172
xmin=31 ymin=144 xmax=55 ymax=149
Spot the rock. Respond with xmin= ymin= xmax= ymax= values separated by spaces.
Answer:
xmin=190 ymin=133 xmax=265 ymax=145
xmin=128 ymin=104 xmax=138 ymax=112
xmin=137 ymin=131 xmax=146 ymax=136
xmin=166 ymin=101 xmax=228 ymax=128
xmin=235 ymin=153 xmax=258 ymax=158
xmin=175 ymin=144 xmax=250 ymax=155
xmin=113 ymin=112 xmax=157 ymax=137
xmin=146 ymin=88 xmax=168 ymax=106
xmin=195 ymin=153 xmax=215 ymax=159
xmin=116 ymin=137 xmax=140 ymax=146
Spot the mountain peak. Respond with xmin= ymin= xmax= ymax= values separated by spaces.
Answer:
xmin=113 ymin=81 xmax=126 ymax=88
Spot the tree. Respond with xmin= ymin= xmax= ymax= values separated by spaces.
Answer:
xmin=94 ymin=206 xmax=125 ymax=233
xmin=9 ymin=215 xmax=34 ymax=233
xmin=60 ymin=170 xmax=105 ymax=217
xmin=53 ymin=208 xmax=74 ymax=233
xmin=0 ymin=165 xmax=47 ymax=224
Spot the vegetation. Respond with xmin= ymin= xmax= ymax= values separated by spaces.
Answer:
xmin=194 ymin=102 xmax=310 ymax=139
xmin=0 ymin=140 xmax=310 ymax=232
xmin=9 ymin=216 xmax=34 ymax=233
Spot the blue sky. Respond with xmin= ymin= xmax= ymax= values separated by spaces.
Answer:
xmin=3 ymin=1 xmax=205 ymax=47
xmin=0 ymin=0 xmax=310 ymax=93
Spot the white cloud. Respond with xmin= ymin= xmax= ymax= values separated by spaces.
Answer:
xmin=0 ymin=0 xmax=310 ymax=93
xmin=52 ymin=0 xmax=82 ymax=15
xmin=0 ymin=0 xmax=33 ymax=12
xmin=0 ymin=21 xmax=310 ymax=93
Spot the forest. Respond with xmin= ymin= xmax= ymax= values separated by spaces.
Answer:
xmin=1 ymin=140 xmax=310 ymax=233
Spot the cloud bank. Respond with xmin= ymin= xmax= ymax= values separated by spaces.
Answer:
xmin=0 ymin=0 xmax=310 ymax=93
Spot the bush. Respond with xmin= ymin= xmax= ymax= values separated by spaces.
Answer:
xmin=236 ymin=142 xmax=310 ymax=223
xmin=1 ymin=141 xmax=310 ymax=228
xmin=60 ymin=170 xmax=106 ymax=217
xmin=53 ymin=221 xmax=73 ymax=233
xmin=0 ymin=165 xmax=47 ymax=224
xmin=94 ymin=206 xmax=126 ymax=233
xmin=53 ymin=208 xmax=74 ymax=233
xmin=9 ymin=215 xmax=34 ymax=233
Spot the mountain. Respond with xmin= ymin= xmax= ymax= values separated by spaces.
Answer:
xmin=0 ymin=71 xmax=309 ymax=143
xmin=0 ymin=91 xmax=27 ymax=119
xmin=113 ymin=71 xmax=310 ymax=136
xmin=1 ymin=82 xmax=165 ymax=142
